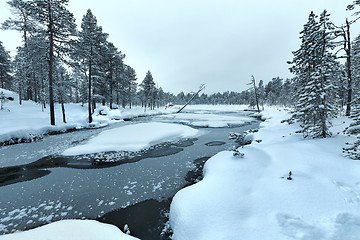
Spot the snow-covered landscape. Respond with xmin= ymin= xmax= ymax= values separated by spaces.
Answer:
xmin=0 ymin=88 xmax=359 ymax=239
xmin=1 ymin=1 xmax=360 ymax=239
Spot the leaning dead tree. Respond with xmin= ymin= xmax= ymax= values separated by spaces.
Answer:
xmin=177 ymin=84 xmax=205 ymax=113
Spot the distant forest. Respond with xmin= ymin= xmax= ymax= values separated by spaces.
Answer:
xmin=0 ymin=1 xmax=360 ymax=159
xmin=0 ymin=1 xmax=293 ymax=119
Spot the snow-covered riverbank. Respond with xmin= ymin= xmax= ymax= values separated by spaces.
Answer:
xmin=0 ymin=88 xmax=179 ymax=145
xmin=170 ymin=107 xmax=360 ymax=240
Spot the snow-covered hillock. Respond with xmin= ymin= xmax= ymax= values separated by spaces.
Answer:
xmin=170 ymin=107 xmax=360 ymax=240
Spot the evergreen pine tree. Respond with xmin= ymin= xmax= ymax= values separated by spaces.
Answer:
xmin=289 ymin=10 xmax=339 ymax=138
xmin=74 ymin=9 xmax=108 ymax=123
xmin=265 ymin=77 xmax=283 ymax=105
xmin=257 ymin=80 xmax=265 ymax=110
xmin=122 ymin=65 xmax=137 ymax=109
xmin=140 ymin=70 xmax=155 ymax=111
xmin=25 ymin=0 xmax=76 ymax=125
xmin=280 ymin=79 xmax=294 ymax=107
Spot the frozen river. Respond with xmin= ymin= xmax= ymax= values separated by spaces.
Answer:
xmin=0 ymin=109 xmax=258 ymax=239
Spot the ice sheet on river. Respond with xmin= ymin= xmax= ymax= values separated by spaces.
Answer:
xmin=62 ymin=122 xmax=199 ymax=156
xmin=152 ymin=112 xmax=253 ymax=128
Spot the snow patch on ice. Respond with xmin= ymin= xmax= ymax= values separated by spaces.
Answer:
xmin=62 ymin=122 xmax=199 ymax=155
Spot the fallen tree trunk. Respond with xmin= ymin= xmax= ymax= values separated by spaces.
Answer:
xmin=177 ymin=84 xmax=205 ymax=113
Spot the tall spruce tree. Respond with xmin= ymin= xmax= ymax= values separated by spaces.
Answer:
xmin=312 ymin=10 xmax=338 ymax=137
xmin=103 ymin=42 xmax=124 ymax=109
xmin=289 ymin=10 xmax=339 ymax=138
xmin=120 ymin=65 xmax=137 ymax=109
xmin=140 ymin=70 xmax=155 ymax=111
xmin=74 ymin=9 xmax=108 ymax=123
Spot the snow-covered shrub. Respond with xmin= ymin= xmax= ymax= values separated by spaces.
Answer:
xmin=232 ymin=148 xmax=245 ymax=157
xmin=0 ymin=91 xmax=13 ymax=110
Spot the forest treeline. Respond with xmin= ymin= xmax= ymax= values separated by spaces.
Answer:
xmin=0 ymin=1 xmax=295 ymax=120
xmin=0 ymin=0 xmax=360 ymax=158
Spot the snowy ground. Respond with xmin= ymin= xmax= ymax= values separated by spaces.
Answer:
xmin=170 ymin=107 xmax=360 ymax=240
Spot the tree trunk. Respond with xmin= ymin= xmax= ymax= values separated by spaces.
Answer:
xmin=61 ymin=102 xmax=66 ymax=123
xmin=92 ymin=98 xmax=96 ymax=113
xmin=88 ymin=59 xmax=93 ymax=123
xmin=177 ymin=84 xmax=205 ymax=113
xmin=48 ymin=2 xmax=55 ymax=126
xmin=109 ymin=62 xmax=113 ymax=109
xmin=251 ymin=75 xmax=260 ymax=113
xmin=345 ymin=19 xmax=352 ymax=116
xmin=18 ymin=84 xmax=22 ymax=105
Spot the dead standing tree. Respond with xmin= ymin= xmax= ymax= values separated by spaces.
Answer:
xmin=333 ymin=19 xmax=355 ymax=116
xmin=249 ymin=75 xmax=260 ymax=113
xmin=333 ymin=0 xmax=360 ymax=116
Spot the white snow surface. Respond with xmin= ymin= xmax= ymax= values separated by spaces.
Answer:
xmin=62 ymin=122 xmax=199 ymax=155
xmin=170 ymin=107 xmax=360 ymax=240
xmin=0 ymin=220 xmax=138 ymax=240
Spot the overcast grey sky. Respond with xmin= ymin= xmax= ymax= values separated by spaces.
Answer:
xmin=0 ymin=0 xmax=359 ymax=94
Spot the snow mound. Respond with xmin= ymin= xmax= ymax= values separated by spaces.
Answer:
xmin=62 ymin=122 xmax=199 ymax=155
xmin=0 ymin=88 xmax=18 ymax=103
xmin=170 ymin=107 xmax=360 ymax=240
xmin=0 ymin=219 xmax=138 ymax=240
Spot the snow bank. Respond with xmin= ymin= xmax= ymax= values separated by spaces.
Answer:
xmin=0 ymin=88 xmax=180 ymax=145
xmin=62 ymin=122 xmax=199 ymax=155
xmin=170 ymin=107 xmax=360 ymax=240
xmin=0 ymin=220 xmax=138 ymax=240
